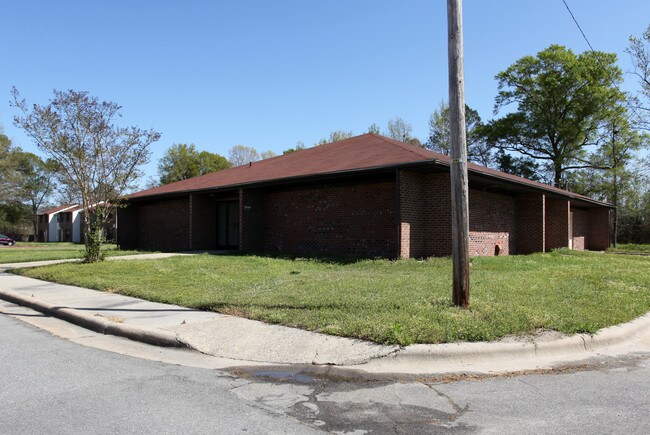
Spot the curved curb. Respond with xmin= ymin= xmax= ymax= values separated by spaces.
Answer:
xmin=0 ymin=288 xmax=188 ymax=349
xmin=361 ymin=312 xmax=650 ymax=371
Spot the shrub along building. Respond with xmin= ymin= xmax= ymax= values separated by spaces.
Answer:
xmin=118 ymin=134 xmax=612 ymax=258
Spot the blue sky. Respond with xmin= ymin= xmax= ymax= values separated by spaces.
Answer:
xmin=1 ymin=0 xmax=648 ymax=184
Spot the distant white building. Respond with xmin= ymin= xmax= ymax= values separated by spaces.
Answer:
xmin=36 ymin=203 xmax=116 ymax=243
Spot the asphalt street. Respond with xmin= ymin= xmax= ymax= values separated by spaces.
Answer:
xmin=1 ymin=305 xmax=649 ymax=434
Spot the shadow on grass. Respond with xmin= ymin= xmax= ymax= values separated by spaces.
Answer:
xmin=200 ymin=250 xmax=380 ymax=265
xmin=192 ymin=301 xmax=351 ymax=312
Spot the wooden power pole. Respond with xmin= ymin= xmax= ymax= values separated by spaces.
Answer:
xmin=447 ymin=0 xmax=470 ymax=307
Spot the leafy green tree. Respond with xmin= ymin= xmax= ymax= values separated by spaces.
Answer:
xmin=228 ymin=144 xmax=259 ymax=166
xmin=0 ymin=202 xmax=31 ymax=238
xmin=260 ymin=150 xmax=277 ymax=159
xmin=427 ymin=100 xmax=493 ymax=166
xmin=483 ymin=45 xmax=625 ymax=186
xmin=572 ymin=107 xmax=649 ymax=245
xmin=13 ymin=152 xmax=58 ymax=238
xmin=12 ymin=88 xmax=161 ymax=262
xmin=494 ymin=150 xmax=541 ymax=181
xmin=316 ymin=130 xmax=354 ymax=145
xmin=367 ymin=123 xmax=381 ymax=135
xmin=627 ymin=25 xmax=650 ymax=129
xmin=158 ymin=143 xmax=230 ymax=185
xmin=283 ymin=141 xmax=306 ymax=155
xmin=0 ymin=133 xmax=20 ymax=200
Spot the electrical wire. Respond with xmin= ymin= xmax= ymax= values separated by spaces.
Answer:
xmin=562 ymin=0 xmax=595 ymax=52
xmin=561 ymin=0 xmax=646 ymax=129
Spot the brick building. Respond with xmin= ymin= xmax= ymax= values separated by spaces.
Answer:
xmin=118 ymin=134 xmax=612 ymax=258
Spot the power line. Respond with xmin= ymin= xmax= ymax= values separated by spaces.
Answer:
xmin=561 ymin=0 xmax=595 ymax=52
xmin=561 ymin=0 xmax=646 ymax=129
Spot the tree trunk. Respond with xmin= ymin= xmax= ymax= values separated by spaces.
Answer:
xmin=613 ymin=171 xmax=618 ymax=248
xmin=83 ymin=206 xmax=104 ymax=263
xmin=554 ymin=163 xmax=563 ymax=188
xmin=32 ymin=214 xmax=38 ymax=242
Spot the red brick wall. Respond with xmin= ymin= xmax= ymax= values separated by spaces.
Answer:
xmin=516 ymin=194 xmax=545 ymax=254
xmin=426 ymin=173 xmax=453 ymax=257
xmin=137 ymin=197 xmax=190 ymax=251
xmin=398 ymin=172 xmax=452 ymax=258
xmin=264 ymin=180 xmax=397 ymax=258
xmin=399 ymin=171 xmax=427 ymax=258
xmin=190 ymin=193 xmax=217 ymax=250
xmin=572 ymin=208 xmax=588 ymax=251
xmin=469 ymin=190 xmax=516 ymax=256
xmin=587 ymin=207 xmax=611 ymax=250
xmin=546 ymin=198 xmax=569 ymax=251
xmin=400 ymin=172 xmax=515 ymax=258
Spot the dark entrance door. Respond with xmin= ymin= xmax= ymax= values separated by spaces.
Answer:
xmin=217 ymin=201 xmax=239 ymax=249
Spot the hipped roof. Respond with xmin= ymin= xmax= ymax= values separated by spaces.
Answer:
xmin=129 ymin=133 xmax=611 ymax=207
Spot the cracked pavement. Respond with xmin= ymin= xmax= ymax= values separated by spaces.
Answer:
xmin=2 ymin=297 xmax=649 ymax=433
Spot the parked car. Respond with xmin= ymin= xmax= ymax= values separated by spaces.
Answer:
xmin=0 ymin=234 xmax=15 ymax=246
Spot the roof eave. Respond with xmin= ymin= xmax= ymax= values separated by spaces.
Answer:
xmin=127 ymin=158 xmax=613 ymax=209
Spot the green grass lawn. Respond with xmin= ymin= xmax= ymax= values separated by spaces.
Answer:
xmin=608 ymin=243 xmax=650 ymax=254
xmin=0 ymin=242 xmax=147 ymax=264
xmin=13 ymin=250 xmax=650 ymax=345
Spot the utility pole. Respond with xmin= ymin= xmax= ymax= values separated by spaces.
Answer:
xmin=447 ymin=0 xmax=470 ymax=307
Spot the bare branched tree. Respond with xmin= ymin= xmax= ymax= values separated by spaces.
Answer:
xmin=11 ymin=88 xmax=161 ymax=262
xmin=386 ymin=117 xmax=413 ymax=142
xmin=228 ymin=144 xmax=260 ymax=166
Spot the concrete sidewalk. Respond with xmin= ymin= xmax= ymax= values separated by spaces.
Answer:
xmin=1 ymin=257 xmax=649 ymax=374
xmin=0 ymin=271 xmax=397 ymax=366
xmin=0 ymin=251 xmax=196 ymax=270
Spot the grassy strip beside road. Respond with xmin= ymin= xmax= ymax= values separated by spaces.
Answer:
xmin=15 ymin=250 xmax=650 ymax=345
xmin=0 ymin=242 xmax=146 ymax=264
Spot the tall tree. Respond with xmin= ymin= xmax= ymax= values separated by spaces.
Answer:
xmin=12 ymin=88 xmax=161 ymax=262
xmin=427 ymin=101 xmax=493 ymax=166
xmin=14 ymin=152 xmax=58 ymax=238
xmin=316 ymin=130 xmax=354 ymax=145
xmin=228 ymin=144 xmax=259 ymax=166
xmin=627 ymin=25 xmax=650 ymax=130
xmin=283 ymin=141 xmax=306 ymax=155
xmin=482 ymin=45 xmax=624 ymax=186
xmin=573 ymin=108 xmax=649 ymax=246
xmin=260 ymin=150 xmax=277 ymax=159
xmin=158 ymin=143 xmax=230 ymax=185
xmin=367 ymin=123 xmax=381 ymax=135
xmin=494 ymin=150 xmax=541 ymax=181
xmin=0 ymin=133 xmax=20 ymax=200
xmin=385 ymin=117 xmax=413 ymax=142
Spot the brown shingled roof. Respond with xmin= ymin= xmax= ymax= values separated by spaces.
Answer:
xmin=129 ymin=133 xmax=610 ymax=207
xmin=38 ymin=204 xmax=77 ymax=215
